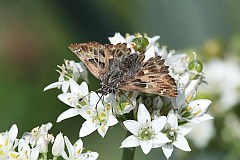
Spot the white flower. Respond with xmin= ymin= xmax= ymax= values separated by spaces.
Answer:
xmin=176 ymin=98 xmax=213 ymax=124
xmin=200 ymin=58 xmax=240 ymax=112
xmin=108 ymin=32 xmax=127 ymax=45
xmin=161 ymin=110 xmax=192 ymax=159
xmin=57 ymin=81 xmax=89 ymax=122
xmin=150 ymin=96 xmax=164 ymax=117
xmin=79 ymin=92 xmax=118 ymax=138
xmin=62 ymin=136 xmax=98 ymax=160
xmin=22 ymin=122 xmax=54 ymax=153
xmin=44 ymin=60 xmax=88 ymax=93
xmin=52 ymin=133 xmax=65 ymax=157
xmin=79 ymin=152 xmax=99 ymax=160
xmin=187 ymin=120 xmax=215 ymax=149
xmin=166 ymin=52 xmax=188 ymax=76
xmin=120 ymin=104 xmax=169 ymax=154
xmin=13 ymin=139 xmax=40 ymax=160
xmin=112 ymin=91 xmax=138 ymax=115
xmin=0 ymin=124 xmax=18 ymax=158
xmin=0 ymin=124 xmax=18 ymax=149
xmin=36 ymin=137 xmax=48 ymax=154
xmin=108 ymin=33 xmax=160 ymax=53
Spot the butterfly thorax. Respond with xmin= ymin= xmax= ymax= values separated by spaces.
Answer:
xmin=99 ymin=53 xmax=142 ymax=95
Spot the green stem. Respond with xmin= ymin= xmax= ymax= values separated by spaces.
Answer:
xmin=121 ymin=131 xmax=136 ymax=160
xmin=53 ymin=156 xmax=58 ymax=160
xmin=43 ymin=153 xmax=47 ymax=160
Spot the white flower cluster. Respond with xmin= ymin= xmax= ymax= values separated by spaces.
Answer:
xmin=44 ymin=33 xmax=213 ymax=159
xmin=0 ymin=123 xmax=98 ymax=160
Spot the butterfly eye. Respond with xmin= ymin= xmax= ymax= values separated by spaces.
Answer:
xmin=108 ymin=88 xmax=112 ymax=93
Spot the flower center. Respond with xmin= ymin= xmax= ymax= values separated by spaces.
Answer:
xmin=119 ymin=101 xmax=129 ymax=111
xmin=138 ymin=127 xmax=154 ymax=141
xmin=97 ymin=113 xmax=107 ymax=123
xmin=164 ymin=123 xmax=178 ymax=142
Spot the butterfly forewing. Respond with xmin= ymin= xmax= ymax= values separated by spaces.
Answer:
xmin=69 ymin=42 xmax=110 ymax=80
xmin=106 ymin=43 xmax=131 ymax=59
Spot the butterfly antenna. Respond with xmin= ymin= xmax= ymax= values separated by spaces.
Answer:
xmin=79 ymin=92 xmax=91 ymax=101
xmin=95 ymin=93 xmax=103 ymax=107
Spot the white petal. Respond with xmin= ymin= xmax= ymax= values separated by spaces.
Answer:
xmin=199 ymin=114 xmax=214 ymax=122
xmin=171 ymin=89 xmax=185 ymax=109
xmin=137 ymin=104 xmax=151 ymax=124
xmin=144 ymin=45 xmax=155 ymax=61
xmin=79 ymin=120 xmax=99 ymax=137
xmin=62 ymin=81 xmax=70 ymax=93
xmin=56 ymin=108 xmax=79 ymax=122
xmin=74 ymin=139 xmax=83 ymax=155
xmin=9 ymin=124 xmax=18 ymax=141
xmin=108 ymin=33 xmax=126 ymax=44
xmin=189 ymin=118 xmax=201 ymax=124
xmin=79 ymin=81 xmax=89 ymax=97
xmin=123 ymin=120 xmax=140 ymax=135
xmin=179 ymin=72 xmax=190 ymax=87
xmin=77 ymin=62 xmax=87 ymax=72
xmin=31 ymin=146 xmax=40 ymax=160
xmin=153 ymin=96 xmax=163 ymax=109
xmin=189 ymin=99 xmax=212 ymax=116
xmin=58 ymin=93 xmax=75 ymax=107
xmin=154 ymin=132 xmax=170 ymax=144
xmin=37 ymin=137 xmax=48 ymax=153
xmin=106 ymin=114 xmax=118 ymax=126
xmin=167 ymin=110 xmax=178 ymax=129
xmin=69 ymin=79 xmax=80 ymax=94
xmin=185 ymin=79 xmax=199 ymax=97
xmin=79 ymin=107 xmax=96 ymax=120
xmin=178 ymin=124 xmax=193 ymax=136
xmin=62 ymin=151 xmax=68 ymax=159
xmin=162 ymin=144 xmax=174 ymax=159
xmin=97 ymin=126 xmax=108 ymax=138
xmin=173 ymin=135 xmax=191 ymax=151
xmin=43 ymin=82 xmax=63 ymax=91
xmin=64 ymin=136 xmax=74 ymax=157
xmin=140 ymin=140 xmax=153 ymax=154
xmin=90 ymin=92 xmax=100 ymax=106
xmin=151 ymin=116 xmax=166 ymax=133
xmin=52 ymin=133 xmax=65 ymax=157
xmin=120 ymin=135 xmax=140 ymax=148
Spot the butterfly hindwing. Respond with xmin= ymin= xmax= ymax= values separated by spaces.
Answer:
xmin=118 ymin=55 xmax=177 ymax=97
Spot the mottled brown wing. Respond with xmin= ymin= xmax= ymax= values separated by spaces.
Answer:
xmin=118 ymin=56 xmax=178 ymax=97
xmin=105 ymin=43 xmax=131 ymax=59
xmin=69 ymin=42 xmax=110 ymax=80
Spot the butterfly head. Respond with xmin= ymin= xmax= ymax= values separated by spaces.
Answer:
xmin=99 ymin=81 xmax=117 ymax=95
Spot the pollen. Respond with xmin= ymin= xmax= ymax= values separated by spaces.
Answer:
xmin=98 ymin=113 xmax=107 ymax=123
xmin=186 ymin=106 xmax=193 ymax=112
xmin=194 ymin=109 xmax=202 ymax=116
xmin=87 ymin=110 xmax=91 ymax=115
xmin=101 ymin=126 xmax=105 ymax=132
xmin=5 ymin=139 xmax=8 ymax=147
xmin=77 ymin=148 xmax=81 ymax=154
xmin=106 ymin=104 xmax=111 ymax=110
xmin=186 ymin=94 xmax=194 ymax=103
xmin=9 ymin=153 xmax=19 ymax=158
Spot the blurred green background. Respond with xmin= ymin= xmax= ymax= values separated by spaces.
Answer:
xmin=1 ymin=1 xmax=240 ymax=160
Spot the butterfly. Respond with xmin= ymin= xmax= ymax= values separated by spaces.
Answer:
xmin=69 ymin=42 xmax=177 ymax=97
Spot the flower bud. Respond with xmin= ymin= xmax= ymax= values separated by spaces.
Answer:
xmin=52 ymin=133 xmax=65 ymax=157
